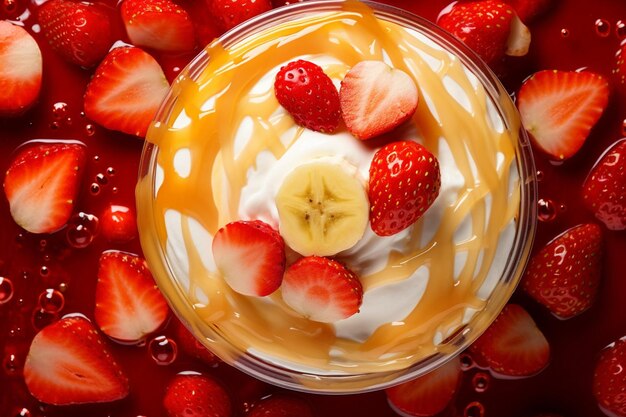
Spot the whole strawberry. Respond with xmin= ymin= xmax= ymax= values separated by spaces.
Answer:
xmin=582 ymin=140 xmax=626 ymax=230
xmin=522 ymin=223 xmax=603 ymax=319
xmin=274 ymin=59 xmax=341 ymax=133
xmin=207 ymin=0 xmax=272 ymax=32
xmin=368 ymin=140 xmax=441 ymax=236
xmin=38 ymin=0 xmax=115 ymax=68
xmin=163 ymin=374 xmax=232 ymax=417
xmin=593 ymin=336 xmax=626 ymax=417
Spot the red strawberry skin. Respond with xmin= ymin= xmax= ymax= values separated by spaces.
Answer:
xmin=163 ymin=374 xmax=232 ymax=417
xmin=615 ymin=42 xmax=626 ymax=92
xmin=173 ymin=318 xmax=220 ymax=366
xmin=248 ymin=395 xmax=313 ymax=417
xmin=212 ymin=220 xmax=286 ymax=296
xmin=274 ymin=59 xmax=341 ymax=133
xmin=100 ymin=204 xmax=138 ymax=243
xmin=23 ymin=315 xmax=129 ymax=405
xmin=368 ymin=140 xmax=441 ymax=236
xmin=0 ymin=21 xmax=42 ymax=116
xmin=583 ymin=140 xmax=626 ymax=230
xmin=593 ymin=336 xmax=626 ymax=417
xmin=281 ymin=256 xmax=363 ymax=323
xmin=38 ymin=0 xmax=115 ymax=68
xmin=207 ymin=0 xmax=272 ymax=31
xmin=95 ymin=250 xmax=170 ymax=343
xmin=437 ymin=0 xmax=516 ymax=66
xmin=522 ymin=223 xmax=603 ymax=319
xmin=503 ymin=0 xmax=553 ymax=22
xmin=3 ymin=141 xmax=87 ymax=234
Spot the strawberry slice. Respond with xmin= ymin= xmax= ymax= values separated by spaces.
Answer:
xmin=212 ymin=220 xmax=286 ymax=297
xmin=0 ymin=21 xmax=42 ymax=116
xmin=84 ymin=46 xmax=170 ymax=137
xmin=385 ymin=356 xmax=462 ymax=417
xmin=38 ymin=0 xmax=115 ymax=68
xmin=469 ymin=304 xmax=550 ymax=378
xmin=583 ymin=139 xmax=626 ymax=230
xmin=207 ymin=0 xmax=272 ymax=32
xmin=23 ymin=315 xmax=129 ymax=405
xmin=248 ymin=395 xmax=313 ymax=417
xmin=517 ymin=70 xmax=609 ymax=161
xmin=368 ymin=140 xmax=441 ymax=236
xmin=163 ymin=373 xmax=232 ymax=417
xmin=281 ymin=256 xmax=363 ymax=323
xmin=339 ymin=60 xmax=418 ymax=140
xmin=593 ymin=336 xmax=626 ymax=417
xmin=522 ymin=223 xmax=603 ymax=319
xmin=3 ymin=142 xmax=87 ymax=234
xmin=121 ymin=0 xmax=196 ymax=53
xmin=95 ymin=250 xmax=169 ymax=343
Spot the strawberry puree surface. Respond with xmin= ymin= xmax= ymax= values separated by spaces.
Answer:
xmin=0 ymin=0 xmax=625 ymax=416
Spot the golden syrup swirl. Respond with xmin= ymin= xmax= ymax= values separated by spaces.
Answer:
xmin=137 ymin=1 xmax=522 ymax=379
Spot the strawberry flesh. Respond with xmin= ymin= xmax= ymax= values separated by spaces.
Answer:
xmin=593 ymin=336 xmax=626 ymax=417
xmin=23 ymin=315 xmax=129 ymax=405
xmin=163 ymin=373 xmax=232 ymax=417
xmin=517 ymin=70 xmax=609 ymax=161
xmin=3 ymin=141 xmax=87 ymax=234
xmin=95 ymin=250 xmax=170 ymax=343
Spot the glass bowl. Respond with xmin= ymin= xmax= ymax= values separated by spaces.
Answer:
xmin=136 ymin=0 xmax=537 ymax=393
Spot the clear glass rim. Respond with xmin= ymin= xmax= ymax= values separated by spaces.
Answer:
xmin=137 ymin=0 xmax=538 ymax=394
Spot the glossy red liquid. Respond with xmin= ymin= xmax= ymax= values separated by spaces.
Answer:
xmin=1 ymin=0 xmax=625 ymax=416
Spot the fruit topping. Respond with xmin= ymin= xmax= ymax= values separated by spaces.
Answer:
xmin=100 ymin=204 xmax=138 ymax=243
xmin=582 ymin=139 xmax=626 ymax=230
xmin=593 ymin=336 xmax=626 ymax=417
xmin=0 ymin=21 xmax=42 ymax=116
xmin=437 ymin=0 xmax=530 ymax=66
xmin=339 ymin=60 xmax=418 ymax=140
xmin=281 ymin=256 xmax=363 ymax=323
xmin=38 ymin=0 xmax=115 ymax=68
xmin=84 ymin=46 xmax=170 ymax=137
xmin=248 ymin=394 xmax=314 ymax=417
xmin=368 ymin=140 xmax=441 ymax=237
xmin=4 ymin=141 xmax=87 ymax=234
xmin=95 ymin=250 xmax=169 ymax=343
xmin=212 ymin=220 xmax=286 ymax=296
xmin=207 ymin=0 xmax=272 ymax=32
xmin=163 ymin=373 xmax=232 ymax=417
xmin=517 ymin=70 xmax=609 ymax=161
xmin=469 ymin=304 xmax=550 ymax=378
xmin=275 ymin=160 xmax=369 ymax=256
xmin=23 ymin=315 xmax=129 ymax=405
xmin=522 ymin=223 xmax=603 ymax=319
xmin=172 ymin=318 xmax=220 ymax=366
xmin=121 ymin=0 xmax=196 ymax=53
xmin=386 ymin=356 xmax=462 ymax=417
xmin=274 ymin=59 xmax=341 ymax=133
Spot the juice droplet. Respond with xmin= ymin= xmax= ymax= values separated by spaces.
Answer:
xmin=2 ymin=353 xmax=21 ymax=375
xmin=472 ymin=372 xmax=490 ymax=393
xmin=536 ymin=170 xmax=544 ymax=181
xmin=3 ymin=0 xmax=16 ymax=12
xmin=460 ymin=353 xmax=474 ymax=370
xmin=538 ymin=198 xmax=557 ymax=222
xmin=96 ymin=173 xmax=108 ymax=185
xmin=621 ymin=119 xmax=626 ymax=136
xmin=85 ymin=123 xmax=96 ymax=136
xmin=39 ymin=265 xmax=49 ymax=277
xmin=464 ymin=401 xmax=485 ymax=417
xmin=106 ymin=166 xmax=116 ymax=176
xmin=90 ymin=183 xmax=100 ymax=195
xmin=14 ymin=408 xmax=31 ymax=417
xmin=148 ymin=335 xmax=178 ymax=365
xmin=560 ymin=28 xmax=570 ymax=38
xmin=52 ymin=102 xmax=68 ymax=119
xmin=38 ymin=289 xmax=65 ymax=313
xmin=66 ymin=212 xmax=99 ymax=249
xmin=0 ymin=277 xmax=14 ymax=304
xmin=617 ymin=20 xmax=626 ymax=39
xmin=31 ymin=308 xmax=58 ymax=331
xmin=595 ymin=18 xmax=610 ymax=37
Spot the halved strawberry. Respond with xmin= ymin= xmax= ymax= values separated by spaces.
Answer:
xmin=38 ymin=0 xmax=115 ymax=68
xmin=3 ymin=142 xmax=87 ymax=234
xmin=470 ymin=304 xmax=550 ymax=378
xmin=339 ymin=60 xmax=418 ymax=140
xmin=172 ymin=318 xmax=220 ymax=366
xmin=517 ymin=70 xmax=609 ymax=161
xmin=593 ymin=336 xmax=626 ymax=417
xmin=95 ymin=250 xmax=169 ymax=343
xmin=522 ymin=223 xmax=603 ymax=319
xmin=281 ymin=256 xmax=363 ymax=323
xmin=212 ymin=220 xmax=286 ymax=297
xmin=23 ymin=315 xmax=129 ymax=405
xmin=386 ymin=356 xmax=461 ymax=417
xmin=583 ymin=139 xmax=626 ymax=230
xmin=84 ymin=46 xmax=170 ymax=137
xmin=121 ymin=0 xmax=196 ymax=53
xmin=163 ymin=373 xmax=232 ymax=417
xmin=248 ymin=394 xmax=313 ymax=417
xmin=207 ymin=0 xmax=272 ymax=32
xmin=0 ymin=21 xmax=42 ymax=116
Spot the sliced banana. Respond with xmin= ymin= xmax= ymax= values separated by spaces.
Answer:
xmin=275 ymin=160 xmax=369 ymax=257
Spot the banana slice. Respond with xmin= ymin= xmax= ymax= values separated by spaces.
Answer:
xmin=275 ymin=160 xmax=369 ymax=256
